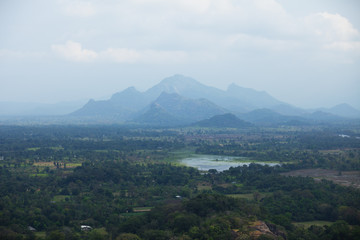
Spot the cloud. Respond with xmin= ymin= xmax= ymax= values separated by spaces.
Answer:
xmin=53 ymin=1 xmax=359 ymax=54
xmin=52 ymin=41 xmax=98 ymax=62
xmin=100 ymin=48 xmax=188 ymax=64
xmin=16 ymin=1 xmax=360 ymax=65
xmin=52 ymin=41 xmax=188 ymax=63
xmin=301 ymin=12 xmax=360 ymax=59
xmin=132 ymin=0 xmax=211 ymax=14
xmin=59 ymin=0 xmax=97 ymax=17
xmin=226 ymin=34 xmax=300 ymax=52
xmin=324 ymin=41 xmax=360 ymax=52
xmin=304 ymin=12 xmax=360 ymax=42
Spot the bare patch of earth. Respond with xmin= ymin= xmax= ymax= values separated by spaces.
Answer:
xmin=281 ymin=169 xmax=360 ymax=189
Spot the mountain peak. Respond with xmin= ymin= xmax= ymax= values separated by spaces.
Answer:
xmin=145 ymin=75 xmax=208 ymax=99
xmin=194 ymin=113 xmax=252 ymax=128
xmin=69 ymin=74 xmax=308 ymax=124
xmin=123 ymin=86 xmax=138 ymax=93
xmin=227 ymin=83 xmax=266 ymax=94
xmin=331 ymin=103 xmax=358 ymax=111
xmin=158 ymin=74 xmax=205 ymax=89
xmin=110 ymin=87 xmax=142 ymax=101
xmin=228 ymin=83 xmax=238 ymax=89
xmin=111 ymin=86 xmax=139 ymax=97
xmin=226 ymin=83 xmax=283 ymax=110
xmin=327 ymin=103 xmax=360 ymax=118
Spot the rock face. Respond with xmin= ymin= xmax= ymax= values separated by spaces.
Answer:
xmin=231 ymin=220 xmax=286 ymax=239
xmin=248 ymin=221 xmax=286 ymax=239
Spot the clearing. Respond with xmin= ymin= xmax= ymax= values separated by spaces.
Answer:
xmin=281 ymin=169 xmax=360 ymax=189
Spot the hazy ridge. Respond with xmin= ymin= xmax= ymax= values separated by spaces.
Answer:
xmin=1 ymin=74 xmax=359 ymax=126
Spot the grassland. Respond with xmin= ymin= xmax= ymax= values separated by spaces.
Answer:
xmin=293 ymin=221 xmax=334 ymax=228
xmin=281 ymin=169 xmax=360 ymax=189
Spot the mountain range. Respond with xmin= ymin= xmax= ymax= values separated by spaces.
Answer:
xmin=71 ymin=74 xmax=289 ymax=120
xmin=194 ymin=113 xmax=252 ymax=128
xmin=1 ymin=74 xmax=359 ymax=126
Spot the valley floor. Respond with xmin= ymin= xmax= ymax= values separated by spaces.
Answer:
xmin=281 ymin=169 xmax=360 ymax=189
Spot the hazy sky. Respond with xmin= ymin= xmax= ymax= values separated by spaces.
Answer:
xmin=1 ymin=0 xmax=359 ymax=109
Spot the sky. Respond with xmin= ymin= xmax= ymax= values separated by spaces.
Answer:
xmin=0 ymin=0 xmax=360 ymax=109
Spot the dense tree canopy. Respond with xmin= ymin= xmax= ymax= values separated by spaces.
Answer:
xmin=0 ymin=125 xmax=359 ymax=239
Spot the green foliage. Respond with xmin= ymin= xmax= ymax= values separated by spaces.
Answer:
xmin=0 ymin=125 xmax=359 ymax=239
xmin=115 ymin=233 xmax=141 ymax=240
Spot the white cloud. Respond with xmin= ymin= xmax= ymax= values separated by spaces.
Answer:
xmin=324 ymin=41 xmax=360 ymax=52
xmin=15 ymin=1 xmax=360 ymax=64
xmin=226 ymin=34 xmax=300 ymax=52
xmin=58 ymin=0 xmax=97 ymax=17
xmin=301 ymin=12 xmax=360 ymax=59
xmin=100 ymin=48 xmax=188 ymax=64
xmin=51 ymin=41 xmax=98 ymax=62
xmin=304 ymin=12 xmax=360 ymax=42
xmin=99 ymin=48 xmax=188 ymax=64
xmin=52 ymin=41 xmax=188 ymax=64
xmin=131 ymin=0 xmax=211 ymax=13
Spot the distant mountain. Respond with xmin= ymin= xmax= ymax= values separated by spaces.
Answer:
xmin=240 ymin=108 xmax=307 ymax=126
xmin=144 ymin=75 xmax=292 ymax=113
xmin=144 ymin=74 xmax=218 ymax=100
xmin=320 ymin=103 xmax=360 ymax=119
xmin=1 ymin=75 xmax=358 ymax=126
xmin=110 ymin=87 xmax=151 ymax=110
xmin=226 ymin=83 xmax=284 ymax=111
xmin=194 ymin=113 xmax=252 ymax=128
xmin=132 ymin=103 xmax=184 ymax=126
xmin=0 ymin=101 xmax=86 ymax=116
xmin=132 ymin=92 xmax=227 ymax=126
xmin=270 ymin=103 xmax=308 ymax=116
xmin=71 ymin=87 xmax=150 ymax=120
xmin=303 ymin=111 xmax=345 ymax=122
xmin=64 ymin=74 xmax=359 ymax=125
xmin=144 ymin=75 xmax=248 ymax=111
xmin=71 ymin=74 xmax=289 ymax=118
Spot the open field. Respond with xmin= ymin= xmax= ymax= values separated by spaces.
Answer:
xmin=281 ymin=169 xmax=360 ymax=188
xmin=52 ymin=195 xmax=70 ymax=202
xmin=293 ymin=221 xmax=334 ymax=228
xmin=33 ymin=162 xmax=82 ymax=168
xmin=133 ymin=207 xmax=153 ymax=212
xmin=226 ymin=192 xmax=271 ymax=201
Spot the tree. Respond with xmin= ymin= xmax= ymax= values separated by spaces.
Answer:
xmin=46 ymin=230 xmax=65 ymax=240
xmin=115 ymin=233 xmax=141 ymax=240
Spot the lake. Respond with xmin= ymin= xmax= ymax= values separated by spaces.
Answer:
xmin=180 ymin=154 xmax=279 ymax=172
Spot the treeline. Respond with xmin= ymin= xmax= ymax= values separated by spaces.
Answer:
xmin=1 ymin=162 xmax=360 ymax=239
xmin=0 ymin=125 xmax=360 ymax=239
xmin=1 ymin=126 xmax=359 ymax=170
xmin=115 ymin=194 xmax=359 ymax=240
xmin=195 ymin=130 xmax=360 ymax=170
xmin=0 ymin=161 xmax=199 ymax=232
xmin=216 ymin=164 xmax=360 ymax=225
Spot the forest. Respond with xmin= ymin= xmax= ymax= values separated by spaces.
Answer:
xmin=0 ymin=124 xmax=359 ymax=240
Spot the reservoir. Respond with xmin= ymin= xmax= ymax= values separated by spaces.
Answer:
xmin=180 ymin=154 xmax=279 ymax=172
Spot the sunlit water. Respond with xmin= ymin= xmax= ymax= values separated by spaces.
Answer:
xmin=180 ymin=155 xmax=279 ymax=172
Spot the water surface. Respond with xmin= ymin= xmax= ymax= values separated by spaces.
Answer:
xmin=180 ymin=154 xmax=279 ymax=172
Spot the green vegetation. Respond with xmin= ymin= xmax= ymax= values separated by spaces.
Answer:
xmin=0 ymin=125 xmax=359 ymax=239
xmin=293 ymin=221 xmax=334 ymax=228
